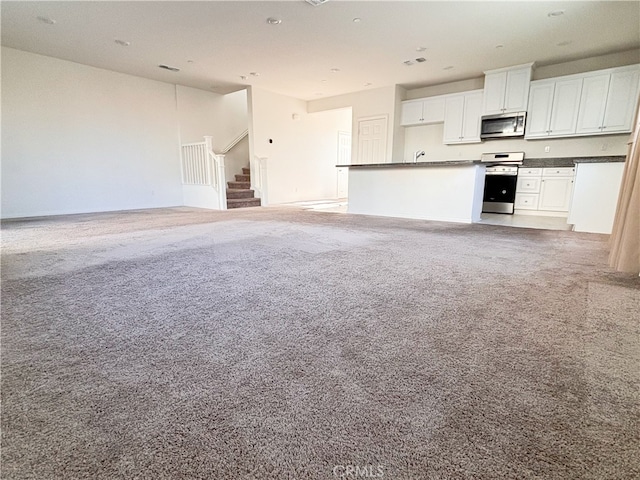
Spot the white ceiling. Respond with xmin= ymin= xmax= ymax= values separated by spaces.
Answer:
xmin=2 ymin=1 xmax=639 ymax=101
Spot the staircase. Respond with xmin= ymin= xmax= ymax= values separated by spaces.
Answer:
xmin=226 ymin=168 xmax=261 ymax=209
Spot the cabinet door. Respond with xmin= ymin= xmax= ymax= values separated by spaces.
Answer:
xmin=400 ymin=100 xmax=424 ymax=126
xmin=515 ymin=193 xmax=539 ymax=210
xmin=422 ymin=96 xmax=446 ymax=123
xmin=526 ymin=82 xmax=555 ymax=138
xmin=602 ymin=68 xmax=640 ymax=133
xmin=443 ymin=95 xmax=465 ymax=143
xmin=539 ymin=177 xmax=574 ymax=211
xmin=516 ymin=176 xmax=541 ymax=193
xmin=575 ymin=74 xmax=610 ymax=134
xmin=482 ymin=72 xmax=507 ymax=114
xmin=460 ymin=92 xmax=483 ymax=143
xmin=504 ymin=68 xmax=531 ymax=112
xmin=549 ymin=78 xmax=583 ymax=137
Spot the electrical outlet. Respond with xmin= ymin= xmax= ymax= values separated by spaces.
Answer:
xmin=544 ymin=146 xmax=550 ymax=153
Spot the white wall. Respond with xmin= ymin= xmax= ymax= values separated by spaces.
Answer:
xmin=1 ymin=47 xmax=183 ymax=218
xmin=307 ymin=86 xmax=399 ymax=163
xmin=248 ymin=87 xmax=351 ymax=204
xmin=176 ymin=85 xmax=247 ymax=150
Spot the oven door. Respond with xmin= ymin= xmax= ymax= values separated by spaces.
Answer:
xmin=483 ymin=172 xmax=518 ymax=214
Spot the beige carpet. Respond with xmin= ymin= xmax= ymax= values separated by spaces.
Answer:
xmin=2 ymin=206 xmax=639 ymax=479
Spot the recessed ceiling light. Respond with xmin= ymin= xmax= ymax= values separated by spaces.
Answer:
xmin=158 ymin=64 xmax=180 ymax=72
xmin=416 ymin=47 xmax=427 ymax=52
xmin=364 ymin=82 xmax=373 ymax=87
xmin=495 ymin=44 xmax=504 ymax=49
xmin=548 ymin=10 xmax=565 ymax=17
xmin=187 ymin=60 xmax=194 ymax=64
xmin=266 ymin=17 xmax=282 ymax=25
xmin=250 ymin=72 xmax=260 ymax=77
xmin=415 ymin=57 xmax=426 ymax=63
xmin=306 ymin=0 xmax=330 ymax=6
xmin=403 ymin=60 xmax=414 ymax=66
xmin=557 ymin=40 xmax=573 ymax=47
xmin=353 ymin=18 xmax=362 ymax=23
xmin=36 ymin=16 xmax=56 ymax=25
xmin=330 ymin=68 xmax=340 ymax=73
xmin=114 ymin=39 xmax=131 ymax=47
xmin=240 ymin=75 xmax=248 ymax=80
xmin=443 ymin=66 xmax=454 ymax=70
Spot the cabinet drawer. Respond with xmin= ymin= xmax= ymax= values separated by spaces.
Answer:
xmin=515 ymin=193 xmax=540 ymax=210
xmin=516 ymin=176 xmax=541 ymax=193
xmin=542 ymin=167 xmax=575 ymax=177
xmin=518 ymin=167 xmax=542 ymax=177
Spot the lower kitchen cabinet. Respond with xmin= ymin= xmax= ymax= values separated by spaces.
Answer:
xmin=515 ymin=167 xmax=575 ymax=215
xmin=539 ymin=176 xmax=574 ymax=211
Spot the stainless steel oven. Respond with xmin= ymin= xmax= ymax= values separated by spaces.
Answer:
xmin=481 ymin=152 xmax=524 ymax=214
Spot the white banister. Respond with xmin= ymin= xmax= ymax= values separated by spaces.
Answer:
xmin=253 ymin=156 xmax=268 ymax=206
xmin=220 ymin=129 xmax=248 ymax=154
xmin=181 ymin=135 xmax=227 ymax=210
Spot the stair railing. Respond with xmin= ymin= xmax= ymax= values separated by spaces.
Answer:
xmin=180 ymin=136 xmax=227 ymax=209
xmin=205 ymin=136 xmax=227 ymax=210
xmin=253 ymin=156 xmax=269 ymax=206
xmin=220 ymin=129 xmax=248 ymax=154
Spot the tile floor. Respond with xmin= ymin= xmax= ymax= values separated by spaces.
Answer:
xmin=279 ymin=200 xmax=573 ymax=231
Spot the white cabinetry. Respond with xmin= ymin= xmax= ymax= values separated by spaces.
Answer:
xmin=568 ymin=162 xmax=625 ymax=234
xmin=515 ymin=167 xmax=575 ymax=215
xmin=443 ymin=90 xmax=483 ymax=144
xmin=525 ymin=78 xmax=583 ymax=138
xmin=482 ymin=63 xmax=533 ymax=115
xmin=539 ymin=168 xmax=575 ymax=212
xmin=515 ymin=168 xmax=542 ymax=210
xmin=526 ymin=64 xmax=640 ymax=140
xmin=575 ymin=67 xmax=640 ymax=135
xmin=400 ymin=96 xmax=446 ymax=126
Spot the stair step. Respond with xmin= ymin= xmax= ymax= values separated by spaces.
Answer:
xmin=227 ymin=198 xmax=261 ymax=209
xmin=226 ymin=188 xmax=255 ymax=199
xmin=227 ymin=181 xmax=251 ymax=189
xmin=242 ymin=167 xmax=250 ymax=175
xmin=235 ymin=174 xmax=250 ymax=182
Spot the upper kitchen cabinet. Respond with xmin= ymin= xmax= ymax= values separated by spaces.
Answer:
xmin=526 ymin=78 xmax=583 ymax=138
xmin=400 ymin=96 xmax=446 ymax=126
xmin=575 ymin=66 xmax=640 ymax=135
xmin=527 ymin=64 xmax=640 ymax=140
xmin=443 ymin=90 xmax=483 ymax=144
xmin=482 ymin=63 xmax=534 ymax=115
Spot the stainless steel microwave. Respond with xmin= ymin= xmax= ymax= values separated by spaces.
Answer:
xmin=480 ymin=112 xmax=526 ymax=140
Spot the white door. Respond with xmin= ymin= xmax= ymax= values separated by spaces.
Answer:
xmin=357 ymin=116 xmax=387 ymax=164
xmin=539 ymin=177 xmax=574 ymax=211
xmin=602 ymin=69 xmax=640 ymax=133
xmin=461 ymin=92 xmax=483 ymax=142
xmin=337 ymin=131 xmax=351 ymax=198
xmin=549 ymin=78 xmax=583 ymax=136
xmin=575 ymin=74 xmax=610 ymax=134
xmin=482 ymin=71 xmax=507 ymax=114
xmin=504 ymin=68 xmax=531 ymax=112
xmin=443 ymin=94 xmax=465 ymax=143
xmin=526 ymin=82 xmax=555 ymax=138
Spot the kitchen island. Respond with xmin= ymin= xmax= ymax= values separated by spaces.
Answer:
xmin=338 ymin=160 xmax=486 ymax=223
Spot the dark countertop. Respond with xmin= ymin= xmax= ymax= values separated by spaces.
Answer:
xmin=523 ymin=156 xmax=625 ymax=167
xmin=336 ymin=160 xmax=482 ymax=168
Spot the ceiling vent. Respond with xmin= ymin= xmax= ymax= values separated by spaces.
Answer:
xmin=305 ymin=0 xmax=330 ymax=6
xmin=158 ymin=64 xmax=180 ymax=72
